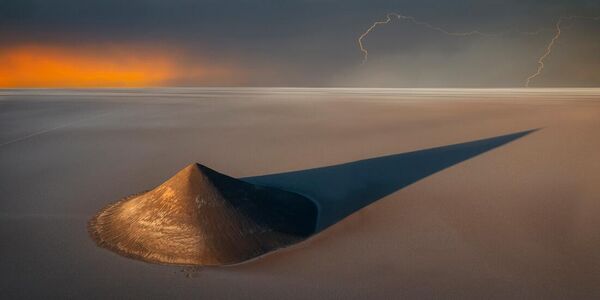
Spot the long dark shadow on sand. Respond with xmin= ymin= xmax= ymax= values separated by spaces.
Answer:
xmin=244 ymin=129 xmax=537 ymax=231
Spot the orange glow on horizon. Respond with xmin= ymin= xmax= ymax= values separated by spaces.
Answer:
xmin=0 ymin=45 xmax=178 ymax=87
xmin=0 ymin=44 xmax=242 ymax=87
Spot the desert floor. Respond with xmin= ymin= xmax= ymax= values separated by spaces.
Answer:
xmin=1 ymin=88 xmax=600 ymax=298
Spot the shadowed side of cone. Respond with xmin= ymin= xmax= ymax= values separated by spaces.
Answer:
xmin=88 ymin=163 xmax=318 ymax=266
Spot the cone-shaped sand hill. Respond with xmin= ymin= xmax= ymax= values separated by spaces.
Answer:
xmin=89 ymin=163 xmax=318 ymax=266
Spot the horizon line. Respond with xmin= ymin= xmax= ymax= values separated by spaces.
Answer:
xmin=2 ymin=86 xmax=600 ymax=90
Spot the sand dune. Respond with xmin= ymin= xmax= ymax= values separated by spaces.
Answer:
xmin=89 ymin=163 xmax=317 ymax=265
xmin=89 ymin=130 xmax=534 ymax=266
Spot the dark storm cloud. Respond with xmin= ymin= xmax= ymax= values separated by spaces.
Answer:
xmin=1 ymin=0 xmax=599 ymax=86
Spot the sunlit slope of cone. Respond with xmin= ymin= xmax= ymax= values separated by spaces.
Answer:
xmin=89 ymin=163 xmax=318 ymax=266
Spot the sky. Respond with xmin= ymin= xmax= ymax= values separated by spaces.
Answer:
xmin=0 ymin=0 xmax=599 ymax=87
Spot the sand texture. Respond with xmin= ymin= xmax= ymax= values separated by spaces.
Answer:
xmin=89 ymin=163 xmax=317 ymax=265
xmin=2 ymin=88 xmax=600 ymax=298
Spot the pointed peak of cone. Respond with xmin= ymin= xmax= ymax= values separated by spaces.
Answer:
xmin=155 ymin=163 xmax=221 ymax=194
xmin=171 ymin=163 xmax=204 ymax=178
xmin=165 ymin=163 xmax=223 ymax=181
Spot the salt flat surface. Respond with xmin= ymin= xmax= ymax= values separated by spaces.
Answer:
xmin=1 ymin=88 xmax=600 ymax=298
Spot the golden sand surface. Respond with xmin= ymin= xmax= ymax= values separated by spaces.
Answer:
xmin=89 ymin=163 xmax=317 ymax=265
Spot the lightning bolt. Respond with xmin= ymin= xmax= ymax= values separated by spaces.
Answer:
xmin=358 ymin=14 xmax=395 ymax=64
xmin=359 ymin=13 xmax=599 ymax=87
xmin=358 ymin=13 xmax=514 ymax=64
xmin=525 ymin=15 xmax=600 ymax=87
